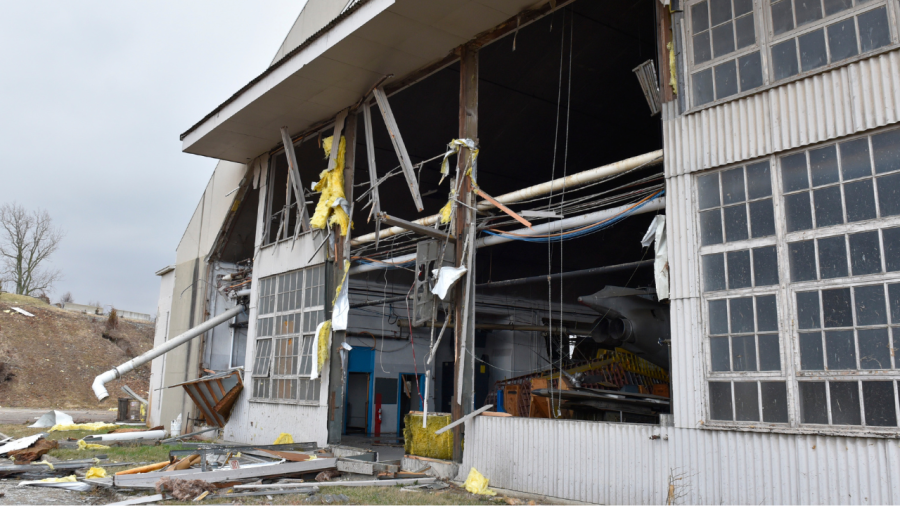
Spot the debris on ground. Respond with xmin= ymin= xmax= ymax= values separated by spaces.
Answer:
xmin=8 ymin=437 xmax=58 ymax=464
xmin=154 ymin=477 xmax=217 ymax=501
xmin=464 ymin=467 xmax=497 ymax=496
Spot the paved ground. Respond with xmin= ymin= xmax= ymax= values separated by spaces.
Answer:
xmin=0 ymin=408 xmax=116 ymax=425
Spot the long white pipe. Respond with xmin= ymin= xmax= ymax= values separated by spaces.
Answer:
xmin=92 ymin=304 xmax=246 ymax=401
xmin=350 ymin=150 xmax=663 ymax=246
xmin=348 ymin=197 xmax=666 ymax=275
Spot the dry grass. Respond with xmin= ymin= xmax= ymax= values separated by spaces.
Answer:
xmin=160 ymin=484 xmax=506 ymax=505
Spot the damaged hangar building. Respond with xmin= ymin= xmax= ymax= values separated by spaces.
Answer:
xmin=95 ymin=0 xmax=900 ymax=502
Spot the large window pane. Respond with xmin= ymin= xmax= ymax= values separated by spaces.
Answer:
xmin=799 ymin=382 xmax=829 ymax=424
xmin=858 ymin=7 xmax=891 ymax=53
xmin=813 ymin=185 xmax=844 ymax=228
xmin=795 ymin=0 xmax=823 ymax=26
xmin=753 ymin=245 xmax=780 ymax=286
xmin=692 ymin=1 xmax=710 ymax=32
xmin=703 ymin=253 xmax=727 ymax=291
xmin=709 ymin=299 xmax=729 ymax=334
xmin=735 ymin=14 xmax=756 ymax=49
xmin=876 ymin=173 xmax=900 ymax=217
xmin=727 ymin=250 xmax=752 ymax=288
xmin=724 ymin=205 xmax=749 ymax=242
xmin=715 ymin=60 xmax=739 ymax=99
xmin=858 ymin=328 xmax=891 ymax=369
xmin=889 ymin=283 xmax=900 ymax=322
xmin=798 ymin=28 xmax=828 ymax=72
xmin=824 ymin=0 xmax=852 ymax=16
xmin=710 ymin=0 xmax=732 ymax=25
xmin=785 ymin=193 xmax=813 ymax=231
xmin=817 ymin=236 xmax=848 ymax=279
xmin=761 ymin=382 xmax=789 ymax=423
xmin=797 ymin=291 xmax=822 ymax=329
xmin=733 ymin=382 xmax=760 ymax=421
xmin=709 ymin=382 xmax=734 ymax=420
xmin=756 ymin=294 xmax=779 ymax=332
xmin=732 ymin=335 xmax=757 ymax=371
xmin=698 ymin=173 xmax=721 ymax=209
xmin=854 ymin=284 xmax=887 ymax=325
xmin=849 ymin=231 xmax=882 ymax=275
xmin=771 ymin=0 xmax=795 ymax=36
xmin=825 ymin=330 xmax=857 ymax=369
xmin=738 ymin=51 xmax=764 ymax=90
xmin=827 ymin=18 xmax=859 ymax=63
xmin=800 ymin=332 xmax=825 ymax=370
xmin=772 ymin=39 xmax=799 ymax=80
xmin=758 ymin=334 xmax=782 ymax=370
xmin=711 ymin=336 xmax=732 ymax=371
xmin=844 ymin=179 xmax=877 ymax=222
xmin=883 ymin=228 xmax=900 ymax=272
xmin=872 ymin=129 xmax=900 ymax=174
xmin=810 ymin=145 xmax=840 ymax=187
xmin=840 ymin=138 xmax=872 ymax=181
xmin=822 ymin=287 xmax=853 ymax=327
xmin=746 ymin=161 xmax=772 ymax=198
xmin=734 ymin=0 xmax=753 ymax=16
xmin=862 ymin=381 xmax=897 ymax=426
xmin=830 ymin=381 xmax=862 ymax=425
xmin=730 ymin=297 xmax=755 ymax=333
xmin=713 ymin=22 xmax=737 ymax=58
xmin=693 ymin=68 xmax=715 ymax=105
xmin=721 ymin=167 xmax=746 ymax=204
xmin=789 ymin=240 xmax=817 ymax=281
xmin=782 ymin=152 xmax=810 ymax=192
xmin=749 ymin=199 xmax=776 ymax=238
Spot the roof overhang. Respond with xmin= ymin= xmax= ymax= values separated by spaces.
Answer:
xmin=180 ymin=0 xmax=549 ymax=163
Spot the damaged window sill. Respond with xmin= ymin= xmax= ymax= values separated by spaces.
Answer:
xmin=701 ymin=421 xmax=900 ymax=438
xmin=249 ymin=398 xmax=322 ymax=407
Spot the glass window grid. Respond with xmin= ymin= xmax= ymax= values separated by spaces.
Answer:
xmin=250 ymin=265 xmax=324 ymax=404
xmin=794 ymin=379 xmax=900 ymax=426
xmin=685 ymin=0 xmax=898 ymax=110
xmin=696 ymin=126 xmax=900 ymax=432
xmin=767 ymin=0 xmax=890 ymax=42
xmin=779 ymin=135 xmax=900 ymax=236
xmin=707 ymin=294 xmax=784 ymax=374
xmin=698 ymin=162 xmax=777 ymax=247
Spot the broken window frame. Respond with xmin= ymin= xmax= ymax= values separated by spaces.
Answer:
xmin=696 ymin=125 xmax=900 ymax=434
xmin=682 ymin=0 xmax=900 ymax=111
xmin=250 ymin=265 xmax=325 ymax=405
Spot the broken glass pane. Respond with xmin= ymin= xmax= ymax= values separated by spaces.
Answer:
xmin=732 ymin=335 xmax=757 ymax=371
xmin=849 ymin=231 xmax=882 ymax=275
xmin=813 ymin=185 xmax=844 ymax=228
xmin=799 ymin=382 xmax=829 ymax=424
xmin=753 ymin=245 xmax=779 ymax=286
xmin=796 ymin=0 xmax=823 ymax=26
xmin=710 ymin=0 xmax=733 ymax=25
xmin=877 ymin=173 xmax=900 ymax=217
xmin=709 ymin=299 xmax=729 ymax=334
xmin=858 ymin=7 xmax=891 ymax=53
xmin=799 ymin=29 xmax=828 ymax=72
xmin=693 ymin=68 xmax=715 ymax=105
xmin=698 ymin=173 xmax=721 ymax=209
xmin=734 ymin=382 xmax=760 ymax=421
xmin=810 ymin=145 xmax=840 ymax=187
xmin=823 ymin=287 xmax=853 ymax=327
xmin=756 ymin=294 xmax=779 ymax=332
xmin=844 ymin=179 xmax=877 ymax=222
xmin=785 ymin=192 xmax=813 ymax=231
xmin=862 ymin=381 xmax=897 ymax=426
xmin=858 ymin=328 xmax=890 ymax=369
xmin=710 ymin=336 xmax=732 ymax=371
xmin=817 ymin=235 xmax=848 ymax=279
xmin=797 ymin=291 xmax=821 ymax=329
xmin=703 ymin=253 xmax=727 ymax=291
xmin=872 ymin=129 xmax=900 ymax=174
xmin=738 ymin=51 xmax=764 ymax=91
xmin=841 ymin=138 xmax=872 ymax=180
xmin=724 ymin=205 xmax=749 ymax=242
xmin=883 ymin=228 xmax=900 ymax=272
xmin=709 ymin=382 xmax=734 ymax=420
xmin=734 ymin=0 xmax=753 ymax=16
xmin=758 ymin=334 xmax=782 ymax=370
xmin=772 ymin=39 xmax=800 ymax=80
xmin=830 ymin=381 xmax=861 ymax=425
xmin=735 ymin=14 xmax=755 ymax=49
xmin=889 ymin=283 xmax=900 ymax=323
xmin=700 ymin=209 xmax=724 ymax=245
xmin=692 ymin=0 xmax=711 ymax=33
xmin=855 ymin=284 xmax=887 ymax=325
xmin=826 ymin=330 xmax=857 ymax=369
xmin=746 ymin=161 xmax=772 ymax=199
xmin=761 ymin=382 xmax=789 ymax=423
xmin=715 ymin=60 xmax=739 ymax=99
xmin=828 ymin=18 xmax=859 ymax=63
xmin=721 ymin=168 xmax=746 ymax=204
xmin=750 ymin=199 xmax=776 ymax=238
xmin=782 ymin=152 xmax=810 ymax=192
xmin=727 ymin=249 xmax=752 ymax=288
xmin=824 ymin=0 xmax=852 ymax=16
xmin=789 ymin=239 xmax=817 ymax=281
xmin=712 ymin=22 xmax=737 ymax=58
xmin=730 ymin=296 xmax=755 ymax=333
xmin=771 ymin=0 xmax=795 ymax=36
xmin=800 ymin=332 xmax=825 ymax=370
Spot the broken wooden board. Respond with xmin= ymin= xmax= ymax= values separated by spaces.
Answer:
xmin=372 ymin=87 xmax=423 ymax=211
xmin=113 ymin=458 xmax=337 ymax=489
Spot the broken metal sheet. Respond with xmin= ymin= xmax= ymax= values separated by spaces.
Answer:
xmin=168 ymin=370 xmax=243 ymax=427
xmin=431 ymin=266 xmax=467 ymax=301
xmin=641 ymin=215 xmax=668 ymax=300
xmin=29 ymin=410 xmax=74 ymax=428
xmin=10 ymin=307 xmax=34 ymax=317
xmin=18 ymin=477 xmax=93 ymax=492
xmin=372 ymin=86 xmax=424 ymax=211
xmin=0 ymin=434 xmax=44 ymax=456
xmin=113 ymin=458 xmax=338 ymax=489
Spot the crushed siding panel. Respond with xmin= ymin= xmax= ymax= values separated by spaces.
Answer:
xmin=664 ymin=49 xmax=900 ymax=176
xmin=462 ymin=417 xmax=900 ymax=504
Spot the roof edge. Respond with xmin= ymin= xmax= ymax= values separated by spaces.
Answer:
xmin=155 ymin=265 xmax=176 ymax=276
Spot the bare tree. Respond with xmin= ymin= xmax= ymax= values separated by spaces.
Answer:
xmin=0 ymin=203 xmax=64 ymax=296
xmin=59 ymin=291 xmax=74 ymax=304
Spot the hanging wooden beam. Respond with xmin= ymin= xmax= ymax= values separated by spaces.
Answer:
xmin=362 ymin=103 xmax=383 ymax=247
xmin=280 ymin=127 xmax=311 ymax=233
xmin=372 ymin=86 xmax=424 ymax=212
xmin=378 ymin=212 xmax=456 ymax=243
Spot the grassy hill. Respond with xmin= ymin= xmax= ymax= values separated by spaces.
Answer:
xmin=0 ymin=293 xmax=154 ymax=410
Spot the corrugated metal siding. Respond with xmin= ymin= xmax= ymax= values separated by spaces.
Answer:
xmin=664 ymin=49 xmax=900 ymax=176
xmin=462 ymin=418 xmax=900 ymax=504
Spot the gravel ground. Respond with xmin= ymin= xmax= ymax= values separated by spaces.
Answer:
xmin=0 ymin=481 xmax=127 ymax=505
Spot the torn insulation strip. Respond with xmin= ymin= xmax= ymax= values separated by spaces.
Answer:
xmin=311 ymin=320 xmax=333 ymax=380
xmin=310 ymin=136 xmax=350 ymax=235
xmin=439 ymin=138 xmax=479 ymax=184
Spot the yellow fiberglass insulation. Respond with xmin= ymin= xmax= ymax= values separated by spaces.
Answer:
xmin=316 ymin=320 xmax=332 ymax=376
xmin=403 ymin=412 xmax=453 ymax=460
xmin=311 ymin=135 xmax=350 ymax=235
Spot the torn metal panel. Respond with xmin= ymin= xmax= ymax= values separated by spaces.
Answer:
xmin=371 ymin=86 xmax=424 ymax=211
xmin=632 ymin=59 xmax=661 ymax=116
xmin=169 ymin=370 xmax=243 ymax=427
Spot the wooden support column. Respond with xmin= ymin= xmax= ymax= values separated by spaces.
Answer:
xmin=452 ymin=44 xmax=478 ymax=463
xmin=327 ymin=110 xmax=357 ymax=445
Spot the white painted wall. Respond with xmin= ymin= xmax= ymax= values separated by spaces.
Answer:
xmin=148 ymin=268 xmax=175 ymax=427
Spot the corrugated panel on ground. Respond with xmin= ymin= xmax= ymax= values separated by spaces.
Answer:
xmin=664 ymin=49 xmax=900 ymax=176
xmin=462 ymin=418 xmax=900 ymax=504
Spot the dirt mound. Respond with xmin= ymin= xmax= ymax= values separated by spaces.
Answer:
xmin=0 ymin=293 xmax=154 ymax=410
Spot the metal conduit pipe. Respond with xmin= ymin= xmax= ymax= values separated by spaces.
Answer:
xmin=348 ymin=197 xmax=666 ymax=275
xmin=476 ymin=259 xmax=655 ymax=289
xmin=350 ymin=150 xmax=663 ymax=246
xmin=91 ymin=304 xmax=246 ymax=401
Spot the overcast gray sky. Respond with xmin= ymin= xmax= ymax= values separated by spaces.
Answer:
xmin=0 ymin=1 xmax=307 ymax=315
